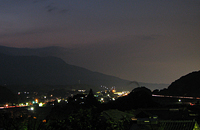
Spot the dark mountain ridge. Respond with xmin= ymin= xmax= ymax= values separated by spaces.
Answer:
xmin=0 ymin=85 xmax=17 ymax=103
xmin=0 ymin=45 xmax=64 ymax=57
xmin=0 ymin=46 xmax=168 ymax=91
xmin=153 ymin=70 xmax=200 ymax=97
xmin=0 ymin=53 xmax=131 ymax=90
xmin=167 ymin=70 xmax=200 ymax=96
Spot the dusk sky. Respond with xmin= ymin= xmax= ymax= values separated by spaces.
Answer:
xmin=0 ymin=0 xmax=200 ymax=84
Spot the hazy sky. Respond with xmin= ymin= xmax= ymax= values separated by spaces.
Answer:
xmin=0 ymin=0 xmax=200 ymax=84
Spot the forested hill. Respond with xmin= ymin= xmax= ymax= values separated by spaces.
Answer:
xmin=167 ymin=70 xmax=200 ymax=96
xmin=153 ymin=70 xmax=200 ymax=97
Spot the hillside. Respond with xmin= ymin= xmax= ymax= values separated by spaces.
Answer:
xmin=0 ymin=86 xmax=17 ymax=103
xmin=0 ymin=53 xmax=132 ymax=90
xmin=167 ymin=70 xmax=200 ymax=96
xmin=154 ymin=71 xmax=200 ymax=97
xmin=0 ymin=46 xmax=168 ymax=91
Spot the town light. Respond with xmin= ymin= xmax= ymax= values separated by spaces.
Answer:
xmin=30 ymin=107 xmax=34 ymax=111
xmin=35 ymin=99 xmax=38 ymax=103
xmin=39 ymin=102 xmax=43 ymax=107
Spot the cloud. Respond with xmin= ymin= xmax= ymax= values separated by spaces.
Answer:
xmin=45 ymin=2 xmax=69 ymax=14
xmin=46 ymin=3 xmax=57 ymax=12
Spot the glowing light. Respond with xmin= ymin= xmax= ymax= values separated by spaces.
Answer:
xmin=42 ymin=119 xmax=46 ymax=123
xmin=57 ymin=99 xmax=61 ymax=103
xmin=131 ymin=117 xmax=137 ymax=121
xmin=35 ymin=99 xmax=38 ymax=103
xmin=190 ymin=103 xmax=195 ymax=106
xmin=112 ymin=89 xmax=116 ymax=93
xmin=78 ymin=90 xmax=86 ymax=92
xmin=39 ymin=102 xmax=43 ymax=107
xmin=31 ymin=107 xmax=34 ymax=110
xmin=114 ymin=92 xmax=122 ymax=96
xmin=44 ymin=96 xmax=46 ymax=98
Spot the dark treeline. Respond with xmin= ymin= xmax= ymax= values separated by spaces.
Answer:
xmin=152 ymin=70 xmax=200 ymax=97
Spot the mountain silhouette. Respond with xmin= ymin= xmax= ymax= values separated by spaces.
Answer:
xmin=154 ymin=70 xmax=200 ymax=97
xmin=0 ymin=85 xmax=17 ymax=103
xmin=0 ymin=53 xmax=132 ymax=90
xmin=167 ymin=70 xmax=200 ymax=96
xmin=0 ymin=46 xmax=168 ymax=91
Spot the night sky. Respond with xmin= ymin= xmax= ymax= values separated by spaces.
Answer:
xmin=0 ymin=0 xmax=199 ymax=84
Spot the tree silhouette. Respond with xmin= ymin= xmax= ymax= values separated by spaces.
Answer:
xmin=85 ymin=89 xmax=99 ymax=107
xmin=112 ymin=87 xmax=159 ymax=110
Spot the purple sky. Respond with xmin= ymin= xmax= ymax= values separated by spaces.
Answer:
xmin=0 ymin=0 xmax=199 ymax=84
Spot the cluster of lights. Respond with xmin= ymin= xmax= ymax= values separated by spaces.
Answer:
xmin=101 ymin=85 xmax=109 ymax=90
xmin=122 ymin=91 xmax=130 ymax=94
xmin=19 ymin=103 xmax=24 ymax=106
xmin=78 ymin=90 xmax=86 ymax=92
xmin=18 ymin=91 xmax=30 ymax=95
